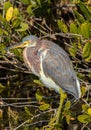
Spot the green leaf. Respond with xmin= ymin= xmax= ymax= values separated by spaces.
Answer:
xmin=47 ymin=0 xmax=51 ymax=4
xmin=12 ymin=48 xmax=23 ymax=60
xmin=78 ymin=2 xmax=91 ymax=21
xmin=27 ymin=5 xmax=33 ymax=15
xmin=65 ymin=101 xmax=71 ymax=110
xmin=24 ymin=106 xmax=31 ymax=116
xmin=0 ymin=14 xmax=9 ymax=28
xmin=20 ymin=0 xmax=30 ymax=4
xmin=12 ymin=18 xmax=21 ymax=28
xmin=73 ymin=10 xmax=85 ymax=23
xmin=4 ymin=1 xmax=12 ymax=11
xmin=81 ymin=22 xmax=90 ymax=38
xmin=82 ymin=104 xmax=88 ymax=112
xmin=85 ymin=53 xmax=91 ymax=61
xmin=57 ymin=20 xmax=63 ymax=31
xmin=66 ymin=115 xmax=70 ymax=124
xmin=0 ymin=44 xmax=6 ymax=51
xmin=39 ymin=103 xmax=50 ymax=111
xmin=23 ymin=126 xmax=30 ymax=130
xmin=3 ymin=29 xmax=9 ymax=35
xmin=78 ymin=114 xmax=91 ymax=123
xmin=36 ymin=0 xmax=41 ymax=6
xmin=34 ymin=80 xmax=43 ymax=86
xmin=88 ymin=6 xmax=91 ymax=13
xmin=69 ymin=46 xmax=77 ymax=57
xmin=16 ymin=22 xmax=29 ymax=32
xmin=35 ymin=90 xmax=43 ymax=101
xmin=0 ymin=83 xmax=6 ymax=93
xmin=83 ymin=42 xmax=91 ymax=61
xmin=87 ymin=108 xmax=91 ymax=116
xmin=0 ymin=28 xmax=3 ymax=35
xmin=81 ymin=86 xmax=86 ymax=97
xmin=12 ymin=8 xmax=19 ymax=18
xmin=62 ymin=24 xmax=68 ymax=33
xmin=83 ymin=42 xmax=91 ymax=57
xmin=88 ymin=72 xmax=91 ymax=79
xmin=57 ymin=20 xmax=68 ymax=32
xmin=70 ymin=23 xmax=78 ymax=34
xmin=30 ymin=0 xmax=37 ymax=5
xmin=34 ymin=128 xmax=40 ymax=130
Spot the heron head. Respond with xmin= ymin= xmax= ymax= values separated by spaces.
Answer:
xmin=20 ymin=35 xmax=38 ymax=47
xmin=8 ymin=35 xmax=38 ymax=50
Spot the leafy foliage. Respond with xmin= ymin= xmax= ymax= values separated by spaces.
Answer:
xmin=0 ymin=0 xmax=91 ymax=130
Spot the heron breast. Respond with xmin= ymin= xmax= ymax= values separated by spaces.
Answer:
xmin=23 ymin=48 xmax=40 ymax=76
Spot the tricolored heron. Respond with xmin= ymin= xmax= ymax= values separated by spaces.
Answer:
xmin=9 ymin=35 xmax=81 ymax=99
xmin=8 ymin=35 xmax=81 ymax=124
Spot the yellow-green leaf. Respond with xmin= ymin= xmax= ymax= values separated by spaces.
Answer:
xmin=27 ymin=5 xmax=33 ymax=15
xmin=39 ymin=103 xmax=50 ymax=111
xmin=78 ymin=114 xmax=90 ymax=123
xmin=81 ymin=86 xmax=86 ymax=97
xmin=81 ymin=23 xmax=90 ymax=38
xmin=0 ymin=28 xmax=3 ymax=35
xmin=0 ymin=44 xmax=6 ymax=51
xmin=0 ymin=14 xmax=9 ymax=28
xmin=66 ymin=115 xmax=70 ymax=124
xmin=87 ymin=108 xmax=91 ymax=116
xmin=34 ymin=128 xmax=40 ymax=130
xmin=83 ymin=42 xmax=91 ymax=61
xmin=35 ymin=90 xmax=43 ymax=101
xmin=78 ymin=2 xmax=91 ymax=21
xmin=13 ymin=8 xmax=19 ymax=18
xmin=20 ymin=0 xmax=30 ymax=4
xmin=16 ymin=22 xmax=29 ymax=32
xmin=36 ymin=0 xmax=41 ymax=6
xmin=70 ymin=23 xmax=78 ymax=34
xmin=4 ymin=1 xmax=12 ymax=11
xmin=69 ymin=47 xmax=77 ymax=57
xmin=0 ymin=83 xmax=6 ymax=93
xmin=85 ymin=53 xmax=91 ymax=61
xmin=12 ymin=18 xmax=21 ymax=28
xmin=24 ymin=106 xmax=32 ymax=116
xmin=73 ymin=10 xmax=85 ymax=23
xmin=57 ymin=20 xmax=63 ymax=31
xmin=34 ymin=80 xmax=43 ymax=87
xmin=6 ymin=7 xmax=14 ymax=21
xmin=62 ymin=24 xmax=68 ymax=33
xmin=82 ymin=104 xmax=88 ymax=112
xmin=57 ymin=20 xmax=68 ymax=32
xmin=65 ymin=101 xmax=71 ymax=110
xmin=12 ymin=48 xmax=23 ymax=61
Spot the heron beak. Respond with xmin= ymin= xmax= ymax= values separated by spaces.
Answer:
xmin=6 ymin=41 xmax=29 ymax=51
xmin=12 ymin=43 xmax=25 ymax=48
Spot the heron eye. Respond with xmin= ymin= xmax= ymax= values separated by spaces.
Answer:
xmin=23 ymin=41 xmax=29 ymax=45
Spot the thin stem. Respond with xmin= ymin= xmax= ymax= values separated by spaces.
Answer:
xmin=56 ymin=88 xmax=66 ymax=124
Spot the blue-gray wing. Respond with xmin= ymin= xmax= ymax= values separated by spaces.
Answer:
xmin=41 ymin=41 xmax=80 ymax=98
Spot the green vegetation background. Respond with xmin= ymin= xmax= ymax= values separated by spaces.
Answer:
xmin=0 ymin=0 xmax=91 ymax=130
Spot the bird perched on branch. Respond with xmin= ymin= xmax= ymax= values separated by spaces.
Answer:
xmin=9 ymin=35 xmax=81 ymax=99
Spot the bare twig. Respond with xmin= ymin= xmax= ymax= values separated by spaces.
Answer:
xmin=14 ymin=119 xmax=30 ymax=130
xmin=14 ymin=109 xmax=55 ymax=130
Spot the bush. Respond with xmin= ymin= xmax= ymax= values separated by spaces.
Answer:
xmin=0 ymin=0 xmax=91 ymax=129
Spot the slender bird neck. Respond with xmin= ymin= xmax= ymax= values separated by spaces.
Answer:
xmin=29 ymin=40 xmax=46 ymax=52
